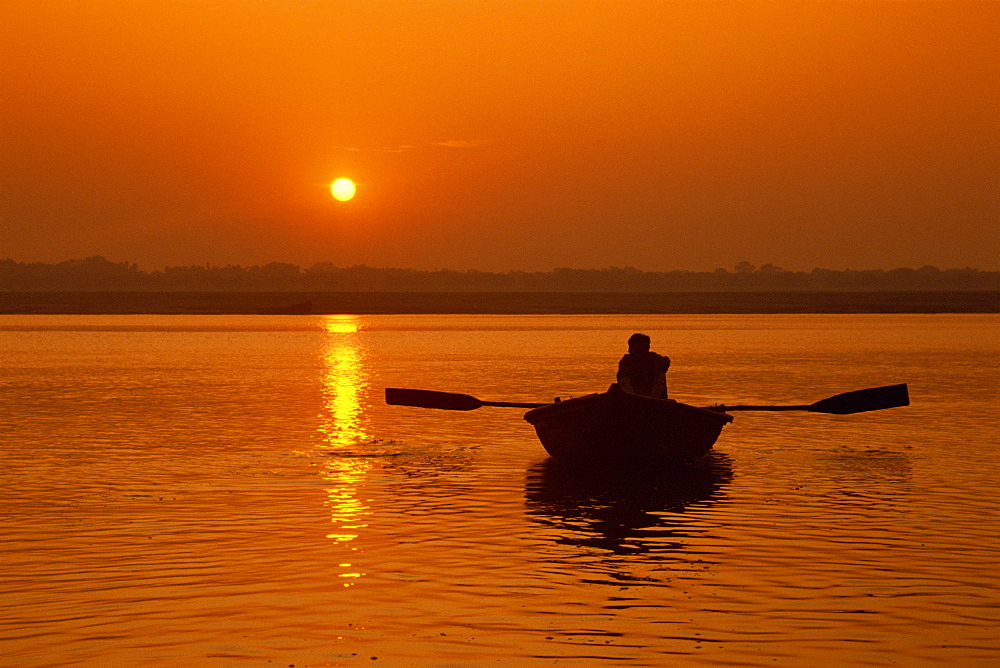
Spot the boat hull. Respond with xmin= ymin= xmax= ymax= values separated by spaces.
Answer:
xmin=523 ymin=384 xmax=733 ymax=466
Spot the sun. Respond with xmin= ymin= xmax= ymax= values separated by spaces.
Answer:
xmin=331 ymin=178 xmax=356 ymax=202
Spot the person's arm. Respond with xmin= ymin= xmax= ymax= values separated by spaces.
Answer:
xmin=657 ymin=355 xmax=671 ymax=372
xmin=617 ymin=355 xmax=635 ymax=393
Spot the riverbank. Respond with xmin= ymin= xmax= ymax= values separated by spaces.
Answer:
xmin=1 ymin=291 xmax=997 ymax=314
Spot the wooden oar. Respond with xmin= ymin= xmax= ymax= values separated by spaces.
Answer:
xmin=722 ymin=384 xmax=909 ymax=415
xmin=385 ymin=387 xmax=547 ymax=411
xmin=387 ymin=383 xmax=909 ymax=415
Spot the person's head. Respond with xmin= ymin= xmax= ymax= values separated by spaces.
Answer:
xmin=627 ymin=333 xmax=651 ymax=354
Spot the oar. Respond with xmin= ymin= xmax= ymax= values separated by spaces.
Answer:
xmin=385 ymin=387 xmax=547 ymax=411
xmin=387 ymin=383 xmax=909 ymax=415
xmin=722 ymin=384 xmax=909 ymax=415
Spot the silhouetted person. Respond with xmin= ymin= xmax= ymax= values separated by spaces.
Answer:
xmin=617 ymin=333 xmax=670 ymax=399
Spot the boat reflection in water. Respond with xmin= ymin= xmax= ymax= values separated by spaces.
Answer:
xmin=524 ymin=452 xmax=733 ymax=556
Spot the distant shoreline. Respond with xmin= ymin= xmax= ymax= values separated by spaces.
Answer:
xmin=1 ymin=291 xmax=997 ymax=315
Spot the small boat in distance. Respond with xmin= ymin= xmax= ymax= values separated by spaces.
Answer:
xmin=258 ymin=300 xmax=312 ymax=315
xmin=523 ymin=383 xmax=733 ymax=466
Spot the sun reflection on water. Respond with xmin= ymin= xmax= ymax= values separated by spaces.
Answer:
xmin=319 ymin=316 xmax=372 ymax=584
xmin=324 ymin=319 xmax=359 ymax=334
xmin=320 ymin=318 xmax=368 ymax=447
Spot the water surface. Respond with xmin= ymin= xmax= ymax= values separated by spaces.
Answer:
xmin=2 ymin=314 xmax=998 ymax=666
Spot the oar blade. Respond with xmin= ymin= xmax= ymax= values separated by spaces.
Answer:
xmin=385 ymin=387 xmax=483 ymax=411
xmin=808 ymin=383 xmax=909 ymax=414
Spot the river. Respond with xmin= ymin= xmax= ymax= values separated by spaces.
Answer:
xmin=2 ymin=314 xmax=997 ymax=666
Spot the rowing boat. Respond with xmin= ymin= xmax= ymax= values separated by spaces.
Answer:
xmin=386 ymin=382 xmax=906 ymax=466
xmin=522 ymin=383 xmax=734 ymax=466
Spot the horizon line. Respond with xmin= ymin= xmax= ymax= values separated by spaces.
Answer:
xmin=3 ymin=257 xmax=998 ymax=275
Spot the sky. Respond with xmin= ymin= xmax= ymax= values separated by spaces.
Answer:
xmin=2 ymin=1 xmax=997 ymax=272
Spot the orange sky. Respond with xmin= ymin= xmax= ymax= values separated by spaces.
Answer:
xmin=2 ymin=1 xmax=997 ymax=271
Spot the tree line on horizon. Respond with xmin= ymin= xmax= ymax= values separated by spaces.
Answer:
xmin=1 ymin=256 xmax=997 ymax=292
